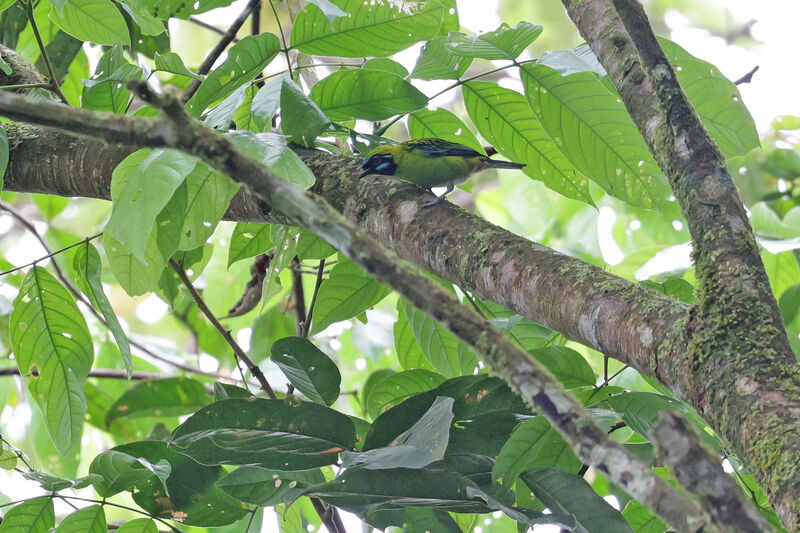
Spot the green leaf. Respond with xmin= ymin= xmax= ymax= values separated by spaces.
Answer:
xmin=478 ymin=300 xmax=557 ymax=352
xmin=296 ymin=227 xmax=336 ymax=260
xmin=54 ymin=505 xmax=106 ymax=533
xmin=186 ymin=33 xmax=281 ymax=116
xmin=22 ymin=471 xmax=76 ymax=491
xmin=640 ymin=276 xmax=695 ymax=304
xmin=49 ymin=0 xmax=130 ymax=46
xmin=528 ymin=346 xmax=595 ymax=389
xmin=161 ymin=161 xmax=240 ymax=251
xmin=82 ymin=47 xmax=143 ymax=113
xmin=89 ymin=449 xmax=170 ymax=497
xmin=462 ymin=81 xmax=593 ymax=205
xmin=228 ymin=131 xmax=317 ymax=189
xmin=408 ymin=108 xmax=483 ymax=154
xmin=271 ymin=336 xmax=342 ymax=405
xmin=73 ymin=242 xmax=131 ymax=377
xmin=310 ymin=257 xmax=392 ymax=335
xmin=280 ymin=78 xmax=331 ymax=147
xmin=249 ymin=75 xmax=285 ymax=132
xmin=0 ymin=0 xmax=16 ymax=13
xmin=393 ymin=301 xmax=432 ymax=370
xmin=660 ymin=38 xmax=759 ymax=157
xmin=104 ymin=231 xmax=167 ymax=296
xmin=107 ymin=149 xmax=197 ymax=262
xmin=204 ymin=86 xmax=247 ymax=130
xmin=228 ymin=222 xmax=274 ymax=266
xmin=493 ymin=417 xmax=581 ymax=485
xmin=291 ymin=0 xmax=447 ymax=57
xmin=0 ymin=497 xmax=54 ymax=533
xmin=0 ymin=125 xmax=7 ymax=191
xmin=400 ymin=298 xmax=477 ymax=377
xmin=115 ymin=518 xmax=158 ymax=533
xmin=536 ymin=45 xmax=606 ymax=77
xmin=118 ymin=1 xmax=165 ymax=36
xmin=365 ymin=369 xmax=446 ymax=419
xmin=780 ymin=284 xmax=800 ymax=325
xmin=622 ymin=501 xmax=667 ymax=533
xmin=310 ymin=68 xmax=428 ymax=121
xmin=216 ymin=466 xmax=325 ymax=506
xmin=10 ymin=267 xmax=93 ymax=455
xmin=521 ymin=63 xmax=670 ymax=208
xmin=447 ymin=22 xmax=542 ymax=60
xmin=105 ymin=377 xmax=212 ymax=427
xmin=343 ymin=396 xmax=453 ymax=469
xmin=364 ymin=375 xmax=530 ymax=457
xmin=170 ymin=398 xmax=356 ymax=469
xmin=0 ymin=446 xmax=17 ymax=469
xmin=520 ymin=468 xmax=634 ymax=533
xmin=363 ymin=58 xmax=409 ymax=78
xmin=411 ymin=35 xmax=472 ymax=80
xmin=110 ymin=440 xmax=248 ymax=526
xmin=154 ymin=51 xmax=201 ymax=79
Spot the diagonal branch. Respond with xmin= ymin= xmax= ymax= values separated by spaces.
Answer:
xmin=0 ymin=85 xmax=715 ymax=532
xmin=561 ymin=0 xmax=800 ymax=527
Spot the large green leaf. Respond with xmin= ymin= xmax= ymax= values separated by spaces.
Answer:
xmin=110 ymin=440 xmax=248 ymax=526
xmin=105 ymin=377 xmax=212 ymax=427
xmin=82 ymin=46 xmax=143 ymax=113
xmin=228 ymin=131 xmax=317 ymax=189
xmin=310 ymin=68 xmax=428 ymax=121
xmin=622 ymin=501 xmax=667 ymax=533
xmin=408 ymin=108 xmax=483 ymax=154
xmin=186 ymin=33 xmax=281 ymax=116
xmin=160 ymin=162 xmax=240 ymax=251
xmin=291 ymin=0 xmax=447 ymax=57
xmin=364 ymin=375 xmax=530 ymax=457
xmin=271 ymin=336 xmax=341 ymax=405
xmin=10 ymin=267 xmax=93 ymax=455
xmin=400 ymin=298 xmax=477 ymax=377
xmin=170 ymin=398 xmax=356 ymax=470
xmin=107 ymin=149 xmax=197 ymax=262
xmin=216 ymin=466 xmax=325 ymax=506
xmin=462 ymin=81 xmax=593 ymax=205
xmin=49 ymin=0 xmax=130 ymax=46
xmin=153 ymin=51 xmax=201 ymax=79
xmin=310 ymin=257 xmax=392 ymax=335
xmin=411 ymin=35 xmax=472 ymax=80
xmin=365 ymin=369 xmax=446 ymax=419
xmin=0 ymin=497 xmax=54 ymax=533
xmin=54 ymin=505 xmax=106 ymax=533
xmin=115 ymin=518 xmax=158 ymax=533
xmin=492 ymin=417 xmax=581 ymax=485
xmin=447 ymin=21 xmax=542 ymax=60
xmin=521 ymin=63 xmax=669 ymax=209
xmin=659 ymin=38 xmax=758 ymax=157
xmin=73 ymin=242 xmax=131 ymax=377
xmin=343 ymin=396 xmax=453 ymax=469
xmin=89 ymin=450 xmax=170 ymax=497
xmin=529 ymin=346 xmax=595 ymax=389
xmin=228 ymin=222 xmax=274 ymax=267
xmin=520 ymin=468 xmax=634 ymax=533
xmin=280 ymin=78 xmax=331 ymax=147
xmin=393 ymin=301 xmax=433 ymax=370
xmin=104 ymin=231 xmax=167 ymax=296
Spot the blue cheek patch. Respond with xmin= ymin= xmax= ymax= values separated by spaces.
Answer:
xmin=375 ymin=162 xmax=392 ymax=172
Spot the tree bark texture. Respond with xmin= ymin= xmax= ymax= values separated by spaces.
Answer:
xmin=562 ymin=0 xmax=800 ymax=526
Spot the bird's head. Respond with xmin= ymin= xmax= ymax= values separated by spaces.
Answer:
xmin=359 ymin=146 xmax=398 ymax=178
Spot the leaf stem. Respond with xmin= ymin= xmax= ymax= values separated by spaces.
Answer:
xmin=301 ymin=259 xmax=326 ymax=338
xmin=267 ymin=0 xmax=293 ymax=79
xmin=25 ymin=0 xmax=69 ymax=105
xmin=169 ymin=258 xmax=277 ymax=398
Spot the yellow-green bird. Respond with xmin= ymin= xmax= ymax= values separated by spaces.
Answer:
xmin=359 ymin=138 xmax=526 ymax=206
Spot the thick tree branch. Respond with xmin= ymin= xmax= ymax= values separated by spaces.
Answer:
xmin=562 ymin=0 xmax=800 ymax=527
xmin=0 ymin=87 xmax=714 ymax=532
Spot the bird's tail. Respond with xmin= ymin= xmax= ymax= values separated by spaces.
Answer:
xmin=486 ymin=159 xmax=526 ymax=170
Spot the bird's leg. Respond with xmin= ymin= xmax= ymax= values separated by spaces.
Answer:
xmin=422 ymin=181 xmax=455 ymax=207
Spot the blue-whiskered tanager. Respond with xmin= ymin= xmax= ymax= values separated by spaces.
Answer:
xmin=359 ymin=138 xmax=526 ymax=206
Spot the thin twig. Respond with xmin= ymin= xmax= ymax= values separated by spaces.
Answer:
xmin=291 ymin=256 xmax=307 ymax=336
xmin=188 ymin=16 xmax=240 ymax=41
xmin=182 ymin=0 xmax=263 ymax=101
xmin=267 ymin=0 xmax=293 ymax=78
xmin=0 ymin=82 xmax=52 ymax=91
xmin=0 ymin=367 xmax=162 ymax=380
xmin=0 ymin=231 xmax=103 ymax=277
xmin=734 ymin=65 xmax=759 ymax=85
xmin=24 ymin=1 xmax=69 ymax=105
xmin=169 ymin=258 xmax=276 ymax=398
xmin=301 ymin=259 xmax=326 ymax=338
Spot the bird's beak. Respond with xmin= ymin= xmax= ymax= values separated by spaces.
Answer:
xmin=358 ymin=169 xmax=371 ymax=178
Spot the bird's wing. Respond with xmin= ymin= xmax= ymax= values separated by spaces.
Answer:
xmin=403 ymin=138 xmax=483 ymax=158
